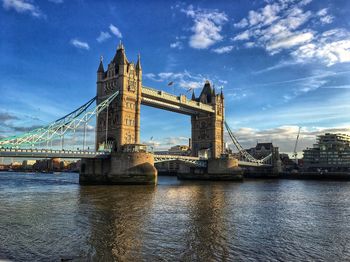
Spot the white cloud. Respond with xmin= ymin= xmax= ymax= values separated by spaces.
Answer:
xmin=245 ymin=42 xmax=255 ymax=48
xmin=317 ymin=8 xmax=333 ymax=24
xmin=96 ymin=31 xmax=111 ymax=43
xmin=266 ymin=31 xmax=314 ymax=53
xmin=109 ymin=24 xmax=122 ymax=38
xmin=293 ymin=40 xmax=350 ymax=66
xmin=143 ymin=136 xmax=190 ymax=151
xmin=231 ymin=0 xmax=350 ymax=66
xmin=178 ymin=81 xmax=202 ymax=89
xmin=226 ymin=92 xmax=247 ymax=101
xmin=70 ymin=39 xmax=90 ymax=50
xmin=232 ymin=30 xmax=250 ymax=41
xmin=2 ymin=0 xmax=43 ymax=17
xmin=317 ymin=8 xmax=327 ymax=16
xmin=232 ymin=3 xmax=313 ymax=54
xmin=145 ymin=71 xmax=205 ymax=90
xmin=181 ymin=5 xmax=228 ymax=49
xmin=144 ymin=70 xmax=227 ymax=91
xmin=322 ymin=85 xmax=350 ymax=89
xmin=234 ymin=18 xmax=248 ymax=28
xmin=320 ymin=15 xmax=333 ymax=24
xmin=170 ymin=41 xmax=183 ymax=49
xmin=212 ymin=45 xmax=234 ymax=54
xmin=248 ymin=2 xmax=281 ymax=27
xmin=158 ymin=72 xmax=175 ymax=79
xmin=143 ymin=73 xmax=163 ymax=82
xmin=292 ymin=29 xmax=350 ymax=66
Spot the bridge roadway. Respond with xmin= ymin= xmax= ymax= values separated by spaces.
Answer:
xmin=0 ymin=148 xmax=271 ymax=167
xmin=0 ymin=148 xmax=109 ymax=159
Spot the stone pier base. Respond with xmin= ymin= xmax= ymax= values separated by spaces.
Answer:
xmin=177 ymin=156 xmax=243 ymax=181
xmin=79 ymin=151 xmax=157 ymax=185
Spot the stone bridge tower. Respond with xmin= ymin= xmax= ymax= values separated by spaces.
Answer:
xmin=95 ymin=42 xmax=142 ymax=151
xmin=191 ymin=81 xmax=225 ymax=158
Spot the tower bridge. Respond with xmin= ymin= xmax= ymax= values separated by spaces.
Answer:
xmin=95 ymin=42 xmax=224 ymax=159
xmin=0 ymin=43 xmax=280 ymax=184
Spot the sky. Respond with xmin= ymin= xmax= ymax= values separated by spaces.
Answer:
xmin=1 ymin=0 xmax=350 ymax=155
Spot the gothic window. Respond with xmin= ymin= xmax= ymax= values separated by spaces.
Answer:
xmin=217 ymin=104 xmax=222 ymax=115
xmin=199 ymin=130 xmax=206 ymax=139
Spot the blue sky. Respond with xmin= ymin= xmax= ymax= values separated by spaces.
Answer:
xmin=1 ymin=0 xmax=350 ymax=153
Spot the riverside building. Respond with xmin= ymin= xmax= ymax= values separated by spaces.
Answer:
xmin=303 ymin=133 xmax=350 ymax=170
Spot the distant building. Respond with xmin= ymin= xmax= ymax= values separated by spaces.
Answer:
xmin=303 ymin=133 xmax=350 ymax=170
xmin=168 ymin=145 xmax=191 ymax=156
xmin=11 ymin=161 xmax=22 ymax=170
xmin=247 ymin=142 xmax=274 ymax=159
xmin=22 ymin=160 xmax=36 ymax=170
xmin=154 ymin=144 xmax=191 ymax=174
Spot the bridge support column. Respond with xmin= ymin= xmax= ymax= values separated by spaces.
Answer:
xmin=272 ymin=147 xmax=282 ymax=174
xmin=190 ymin=81 xmax=224 ymax=158
xmin=177 ymin=156 xmax=243 ymax=181
xmin=79 ymin=147 xmax=157 ymax=185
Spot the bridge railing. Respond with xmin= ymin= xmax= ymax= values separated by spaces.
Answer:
xmin=0 ymin=147 xmax=108 ymax=155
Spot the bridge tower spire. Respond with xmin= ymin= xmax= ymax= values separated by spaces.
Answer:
xmin=95 ymin=43 xmax=142 ymax=151
xmin=136 ymin=53 xmax=142 ymax=72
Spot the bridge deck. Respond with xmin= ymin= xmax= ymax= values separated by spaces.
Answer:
xmin=0 ymin=148 xmax=110 ymax=159
xmin=1 ymin=148 xmax=271 ymax=167
xmin=237 ymin=160 xmax=271 ymax=167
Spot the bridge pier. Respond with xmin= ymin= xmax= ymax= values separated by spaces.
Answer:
xmin=79 ymin=145 xmax=157 ymax=185
xmin=177 ymin=156 xmax=243 ymax=181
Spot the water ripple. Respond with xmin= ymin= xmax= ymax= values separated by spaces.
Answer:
xmin=1 ymin=173 xmax=350 ymax=261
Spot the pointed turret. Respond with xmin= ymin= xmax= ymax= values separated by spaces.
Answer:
xmin=97 ymin=56 xmax=105 ymax=81
xmin=136 ymin=53 xmax=142 ymax=71
xmin=97 ymin=56 xmax=104 ymax=73
xmin=191 ymin=89 xmax=196 ymax=100
xmin=199 ymin=80 xmax=213 ymax=104
xmin=220 ymin=87 xmax=224 ymax=99
xmin=118 ymin=40 xmax=124 ymax=50
xmin=212 ymin=85 xmax=216 ymax=96
xmin=112 ymin=40 xmax=128 ymax=65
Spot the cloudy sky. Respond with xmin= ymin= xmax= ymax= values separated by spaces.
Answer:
xmin=1 ymin=0 xmax=350 ymax=154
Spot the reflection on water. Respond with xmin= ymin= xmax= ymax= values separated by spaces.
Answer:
xmin=1 ymin=172 xmax=350 ymax=261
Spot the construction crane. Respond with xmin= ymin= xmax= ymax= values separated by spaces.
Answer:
xmin=293 ymin=127 xmax=301 ymax=165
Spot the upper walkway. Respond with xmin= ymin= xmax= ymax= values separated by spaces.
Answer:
xmin=141 ymin=86 xmax=215 ymax=115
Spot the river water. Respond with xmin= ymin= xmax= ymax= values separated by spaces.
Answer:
xmin=0 ymin=172 xmax=350 ymax=261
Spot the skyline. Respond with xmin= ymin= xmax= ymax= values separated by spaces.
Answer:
xmin=1 ymin=0 xmax=350 ymax=153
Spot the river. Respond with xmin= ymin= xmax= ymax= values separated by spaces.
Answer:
xmin=0 ymin=172 xmax=350 ymax=261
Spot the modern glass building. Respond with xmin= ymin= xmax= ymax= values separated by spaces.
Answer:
xmin=303 ymin=133 xmax=350 ymax=170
